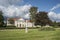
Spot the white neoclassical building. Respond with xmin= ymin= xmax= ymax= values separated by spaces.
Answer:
xmin=7 ymin=18 xmax=34 ymax=28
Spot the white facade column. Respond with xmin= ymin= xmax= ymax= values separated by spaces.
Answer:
xmin=15 ymin=21 xmax=17 ymax=27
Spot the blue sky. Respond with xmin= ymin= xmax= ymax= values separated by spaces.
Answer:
xmin=23 ymin=0 xmax=60 ymax=13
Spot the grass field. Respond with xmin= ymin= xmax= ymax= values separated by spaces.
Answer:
xmin=0 ymin=29 xmax=60 ymax=40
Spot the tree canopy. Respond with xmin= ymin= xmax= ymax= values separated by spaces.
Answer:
xmin=0 ymin=11 xmax=4 ymax=27
xmin=29 ymin=7 xmax=38 ymax=22
xmin=35 ymin=12 xmax=52 ymax=26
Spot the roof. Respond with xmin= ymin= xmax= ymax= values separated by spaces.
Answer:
xmin=7 ymin=18 xmax=20 ymax=21
xmin=7 ymin=18 xmax=32 ymax=22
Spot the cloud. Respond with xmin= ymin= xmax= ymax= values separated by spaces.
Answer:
xmin=2 ymin=5 xmax=31 ymax=18
xmin=50 ymin=4 xmax=60 ymax=11
xmin=48 ymin=4 xmax=60 ymax=22
xmin=0 ymin=0 xmax=23 ymax=6
xmin=0 ymin=0 xmax=32 ymax=19
xmin=48 ymin=11 xmax=60 ymax=22
xmin=24 ymin=13 xmax=30 ymax=19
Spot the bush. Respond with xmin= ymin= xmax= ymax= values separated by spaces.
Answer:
xmin=39 ymin=27 xmax=55 ymax=31
xmin=53 ymin=26 xmax=60 ymax=28
xmin=0 ymin=24 xmax=6 ymax=29
xmin=27 ymin=27 xmax=39 ymax=29
xmin=6 ymin=25 xmax=16 ymax=29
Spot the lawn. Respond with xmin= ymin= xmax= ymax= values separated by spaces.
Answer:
xmin=0 ymin=29 xmax=60 ymax=40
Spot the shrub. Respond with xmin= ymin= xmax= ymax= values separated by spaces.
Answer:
xmin=6 ymin=25 xmax=16 ymax=29
xmin=39 ymin=26 xmax=55 ymax=31
xmin=53 ymin=26 xmax=60 ymax=28
xmin=28 ymin=27 xmax=39 ymax=29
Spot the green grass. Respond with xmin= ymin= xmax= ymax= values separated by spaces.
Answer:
xmin=0 ymin=29 xmax=60 ymax=40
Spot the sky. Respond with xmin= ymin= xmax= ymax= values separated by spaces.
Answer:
xmin=0 ymin=0 xmax=60 ymax=22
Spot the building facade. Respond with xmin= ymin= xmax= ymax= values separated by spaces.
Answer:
xmin=7 ymin=18 xmax=34 ymax=28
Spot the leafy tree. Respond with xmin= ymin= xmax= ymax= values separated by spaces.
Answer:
xmin=0 ymin=11 xmax=4 ymax=27
xmin=52 ymin=21 xmax=60 ymax=27
xmin=29 ymin=7 xmax=38 ymax=22
xmin=8 ymin=18 xmax=14 ymax=24
xmin=57 ymin=22 xmax=60 ymax=26
xmin=35 ymin=12 xmax=52 ymax=26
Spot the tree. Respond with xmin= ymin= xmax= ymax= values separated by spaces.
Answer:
xmin=29 ymin=7 xmax=38 ymax=22
xmin=35 ymin=12 xmax=52 ymax=26
xmin=0 ymin=11 xmax=4 ymax=27
xmin=8 ymin=18 xmax=14 ymax=24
